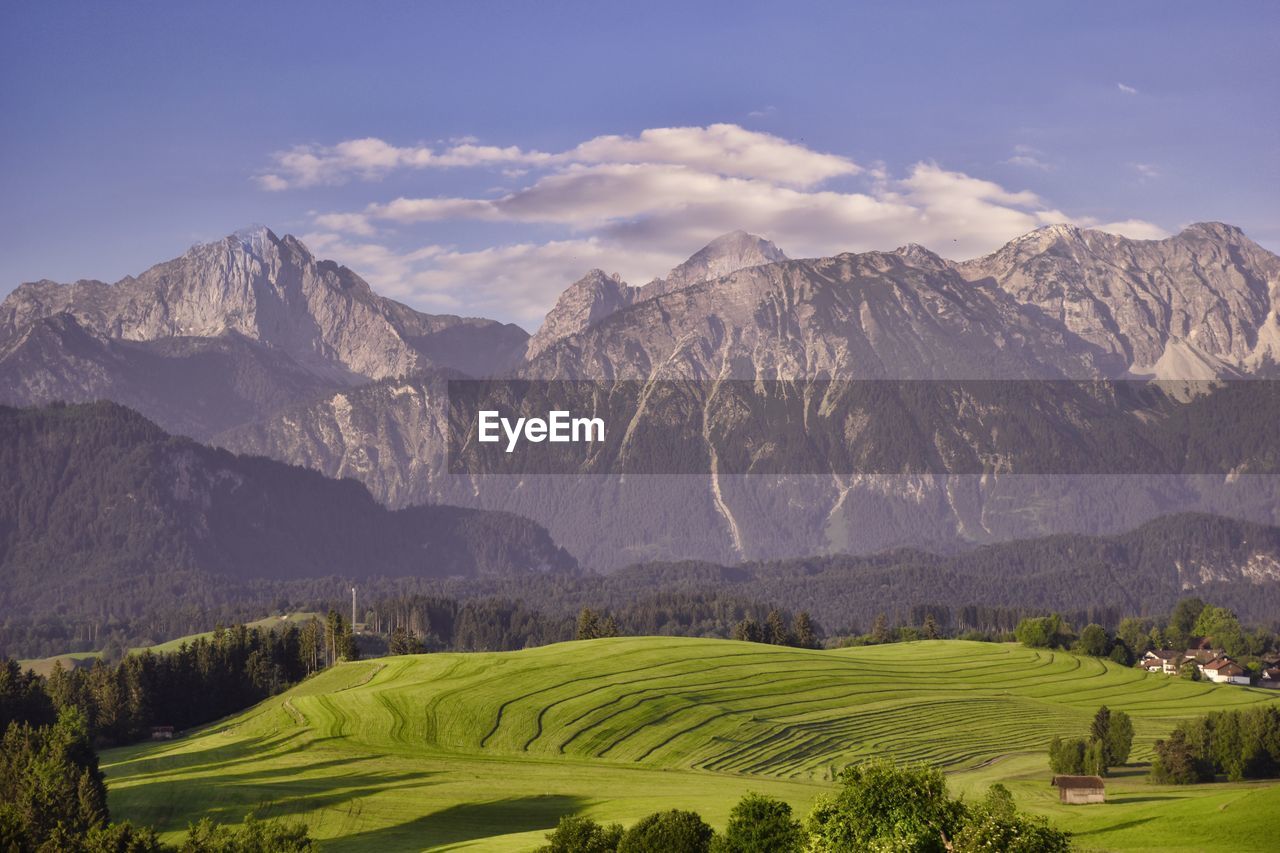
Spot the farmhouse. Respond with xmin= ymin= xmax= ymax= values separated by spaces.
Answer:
xmin=1139 ymin=648 xmax=1259 ymax=687
xmin=1052 ymin=775 xmax=1105 ymax=804
xmin=150 ymin=725 xmax=175 ymax=740
xmin=1140 ymin=649 xmax=1180 ymax=675
xmin=1202 ymin=657 xmax=1251 ymax=686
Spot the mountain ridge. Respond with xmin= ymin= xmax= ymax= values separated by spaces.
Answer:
xmin=6 ymin=221 xmax=1280 ymax=571
xmin=0 ymin=400 xmax=577 ymax=621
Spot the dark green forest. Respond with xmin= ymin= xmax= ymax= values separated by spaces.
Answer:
xmin=0 ymin=401 xmax=573 ymax=630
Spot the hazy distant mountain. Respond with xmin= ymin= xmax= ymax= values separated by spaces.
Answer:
xmin=0 ymin=227 xmax=528 ymax=436
xmin=0 ymin=401 xmax=575 ymax=621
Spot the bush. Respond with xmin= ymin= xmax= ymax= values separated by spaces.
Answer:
xmin=43 ymin=820 xmax=168 ymax=852
xmin=539 ymin=815 xmax=624 ymax=853
xmin=617 ymin=810 xmax=714 ymax=853
xmin=713 ymin=793 xmax=803 ymax=853
xmin=804 ymin=759 xmax=964 ymax=853
xmin=179 ymin=815 xmax=315 ymax=852
xmin=952 ymin=785 xmax=1071 ymax=853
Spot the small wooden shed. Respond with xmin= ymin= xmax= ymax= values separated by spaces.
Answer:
xmin=1052 ymin=775 xmax=1105 ymax=804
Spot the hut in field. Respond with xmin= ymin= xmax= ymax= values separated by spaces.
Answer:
xmin=1052 ymin=775 xmax=1105 ymax=804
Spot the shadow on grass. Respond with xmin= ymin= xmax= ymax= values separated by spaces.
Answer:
xmin=324 ymin=795 xmax=587 ymax=852
xmin=105 ymin=728 xmax=312 ymax=779
xmin=112 ymin=750 xmax=439 ymax=835
xmin=1072 ymin=816 xmax=1158 ymax=836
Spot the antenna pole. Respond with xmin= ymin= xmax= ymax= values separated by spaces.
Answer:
xmin=351 ymin=586 xmax=357 ymax=631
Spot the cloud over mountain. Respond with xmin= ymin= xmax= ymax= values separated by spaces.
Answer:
xmin=263 ymin=124 xmax=1166 ymax=326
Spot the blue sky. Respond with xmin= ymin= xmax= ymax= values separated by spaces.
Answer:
xmin=2 ymin=1 xmax=1276 ymax=327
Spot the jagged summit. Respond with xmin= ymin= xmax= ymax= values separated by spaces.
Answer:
xmin=525 ymin=268 xmax=635 ymax=360
xmin=1179 ymin=221 xmax=1247 ymax=241
xmin=643 ymin=231 xmax=788 ymax=299
xmin=231 ymin=223 xmax=276 ymax=248
xmin=892 ymin=242 xmax=948 ymax=269
xmin=527 ymin=231 xmax=791 ymax=360
xmin=0 ymin=227 xmax=530 ymax=386
xmin=959 ymin=221 xmax=1280 ymax=372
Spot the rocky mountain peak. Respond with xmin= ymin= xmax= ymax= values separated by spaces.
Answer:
xmin=893 ymin=243 xmax=948 ymax=270
xmin=526 ymin=269 xmax=637 ymax=360
xmin=1178 ymin=221 xmax=1247 ymax=242
xmin=0 ymin=227 xmax=530 ymax=384
xmin=959 ymin=222 xmax=1280 ymax=373
xmin=641 ymin=231 xmax=789 ymax=300
xmin=230 ymin=224 xmax=279 ymax=255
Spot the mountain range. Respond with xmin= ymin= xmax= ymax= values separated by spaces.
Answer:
xmin=3 ymin=222 xmax=1279 ymax=569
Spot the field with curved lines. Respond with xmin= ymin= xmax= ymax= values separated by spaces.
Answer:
xmin=103 ymin=638 xmax=1280 ymax=851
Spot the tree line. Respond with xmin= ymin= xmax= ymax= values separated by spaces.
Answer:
xmin=1151 ymin=706 xmax=1280 ymax=785
xmin=0 ymin=611 xmax=355 ymax=748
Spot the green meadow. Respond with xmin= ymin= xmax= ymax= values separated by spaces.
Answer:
xmin=102 ymin=638 xmax=1280 ymax=851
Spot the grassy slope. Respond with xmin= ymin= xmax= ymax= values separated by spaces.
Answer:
xmin=17 ymin=612 xmax=322 ymax=675
xmin=103 ymin=638 xmax=1280 ymax=852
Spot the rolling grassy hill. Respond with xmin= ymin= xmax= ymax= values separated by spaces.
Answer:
xmin=103 ymin=638 xmax=1280 ymax=851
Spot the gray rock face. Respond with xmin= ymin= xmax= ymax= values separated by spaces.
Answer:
xmin=958 ymin=223 xmax=1280 ymax=377
xmin=0 ymin=313 xmax=337 ymax=439
xmin=524 ymin=231 xmax=788 ymax=360
xmin=0 ymin=226 xmax=529 ymax=383
xmin=524 ymin=247 xmax=1112 ymax=381
xmin=0 ymin=227 xmax=529 ymax=436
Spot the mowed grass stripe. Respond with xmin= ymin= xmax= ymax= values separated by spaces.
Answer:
xmin=102 ymin=638 xmax=1280 ymax=853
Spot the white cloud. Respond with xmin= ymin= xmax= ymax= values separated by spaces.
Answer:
xmin=1118 ymin=83 xmax=1138 ymax=95
xmin=257 ymin=124 xmax=856 ymax=191
xmin=1133 ymin=162 xmax=1161 ymax=179
xmin=257 ymin=137 xmax=551 ymax=190
xmin=276 ymin=124 xmax=1165 ymax=327
xmin=1091 ymin=219 xmax=1169 ymax=240
xmin=312 ymin=212 xmax=376 ymax=236
xmin=560 ymin=124 xmax=856 ymax=187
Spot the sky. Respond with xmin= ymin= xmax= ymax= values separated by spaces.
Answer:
xmin=2 ymin=1 xmax=1277 ymax=329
